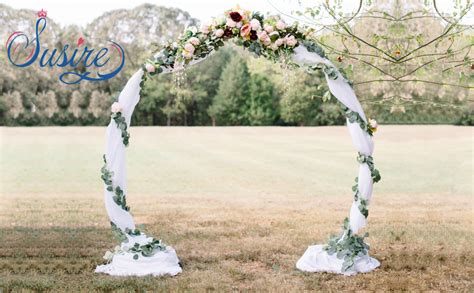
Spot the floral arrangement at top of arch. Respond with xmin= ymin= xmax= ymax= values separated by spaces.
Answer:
xmin=141 ymin=6 xmax=324 ymax=76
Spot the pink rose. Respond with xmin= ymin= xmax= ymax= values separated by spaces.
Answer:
xmin=250 ymin=19 xmax=261 ymax=30
xmin=145 ymin=63 xmax=155 ymax=73
xmin=263 ymin=24 xmax=274 ymax=33
xmin=240 ymin=23 xmax=251 ymax=37
xmin=285 ymin=35 xmax=298 ymax=47
xmin=275 ymin=38 xmax=285 ymax=47
xmin=184 ymin=43 xmax=195 ymax=54
xmin=276 ymin=20 xmax=286 ymax=30
xmin=264 ymin=24 xmax=274 ymax=33
xmin=200 ymin=24 xmax=210 ymax=34
xmin=226 ymin=18 xmax=236 ymax=28
xmin=188 ymin=37 xmax=200 ymax=46
xmin=257 ymin=31 xmax=268 ymax=41
xmin=214 ymin=29 xmax=224 ymax=37
xmin=257 ymin=31 xmax=271 ymax=46
xmin=111 ymin=102 xmax=122 ymax=113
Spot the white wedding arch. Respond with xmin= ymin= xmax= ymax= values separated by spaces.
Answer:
xmin=95 ymin=8 xmax=381 ymax=277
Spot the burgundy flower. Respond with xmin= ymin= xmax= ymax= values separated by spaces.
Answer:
xmin=250 ymin=30 xmax=258 ymax=41
xmin=229 ymin=11 xmax=243 ymax=22
xmin=223 ymin=28 xmax=234 ymax=38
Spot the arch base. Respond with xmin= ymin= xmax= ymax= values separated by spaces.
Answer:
xmin=95 ymin=246 xmax=182 ymax=277
xmin=296 ymin=245 xmax=380 ymax=276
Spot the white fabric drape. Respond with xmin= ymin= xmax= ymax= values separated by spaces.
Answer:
xmin=292 ymin=45 xmax=374 ymax=233
xmin=97 ymin=69 xmax=182 ymax=277
xmin=103 ymin=70 xmax=144 ymax=231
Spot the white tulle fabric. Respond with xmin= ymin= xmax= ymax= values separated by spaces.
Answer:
xmin=292 ymin=45 xmax=379 ymax=275
xmin=96 ymin=44 xmax=378 ymax=277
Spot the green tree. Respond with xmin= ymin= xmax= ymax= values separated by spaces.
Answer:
xmin=247 ymin=74 xmax=278 ymax=126
xmin=208 ymin=54 xmax=250 ymax=126
xmin=280 ymin=71 xmax=320 ymax=126
xmin=184 ymin=47 xmax=235 ymax=126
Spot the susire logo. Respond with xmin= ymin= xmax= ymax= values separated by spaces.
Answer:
xmin=5 ymin=9 xmax=126 ymax=84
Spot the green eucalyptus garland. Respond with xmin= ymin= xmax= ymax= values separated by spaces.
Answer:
xmin=324 ymin=218 xmax=370 ymax=272
xmin=102 ymin=156 xmax=166 ymax=261
xmin=100 ymin=155 xmax=130 ymax=212
xmin=111 ymin=111 xmax=130 ymax=147
xmin=108 ymin=222 xmax=166 ymax=261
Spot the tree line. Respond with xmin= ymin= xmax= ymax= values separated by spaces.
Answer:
xmin=0 ymin=4 xmax=471 ymax=126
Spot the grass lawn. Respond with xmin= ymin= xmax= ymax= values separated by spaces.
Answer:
xmin=0 ymin=125 xmax=472 ymax=291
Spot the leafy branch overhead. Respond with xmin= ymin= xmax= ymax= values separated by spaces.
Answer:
xmin=279 ymin=0 xmax=473 ymax=111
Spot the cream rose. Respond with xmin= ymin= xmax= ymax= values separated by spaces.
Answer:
xmin=250 ymin=19 xmax=261 ymax=30
xmin=184 ymin=43 xmax=195 ymax=54
xmin=182 ymin=50 xmax=193 ymax=59
xmin=200 ymin=23 xmax=210 ymax=34
xmin=103 ymin=250 xmax=114 ymax=261
xmin=214 ymin=29 xmax=224 ymax=37
xmin=111 ymin=102 xmax=122 ymax=113
xmin=369 ymin=119 xmax=378 ymax=130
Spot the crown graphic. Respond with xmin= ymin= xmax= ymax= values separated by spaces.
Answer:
xmin=37 ymin=9 xmax=47 ymax=18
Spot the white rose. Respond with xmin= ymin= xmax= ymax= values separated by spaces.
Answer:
xmin=264 ymin=24 xmax=274 ymax=33
xmin=369 ymin=119 xmax=378 ymax=129
xmin=285 ymin=35 xmax=298 ymax=47
xmin=226 ymin=18 xmax=236 ymax=28
xmin=103 ymin=251 xmax=114 ymax=261
xmin=236 ymin=21 xmax=242 ymax=28
xmin=250 ymin=19 xmax=261 ymax=30
xmin=145 ymin=63 xmax=155 ymax=73
xmin=184 ymin=43 xmax=195 ymax=54
xmin=200 ymin=23 xmax=210 ymax=34
xmin=188 ymin=26 xmax=198 ymax=34
xmin=111 ymin=102 xmax=122 ymax=113
xmin=214 ymin=29 xmax=224 ymax=37
xmin=188 ymin=37 xmax=200 ymax=46
xmin=276 ymin=20 xmax=287 ymax=30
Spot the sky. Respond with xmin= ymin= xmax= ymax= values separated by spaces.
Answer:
xmin=0 ymin=0 xmax=468 ymax=27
